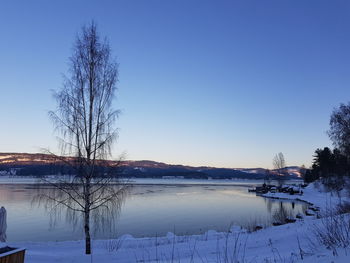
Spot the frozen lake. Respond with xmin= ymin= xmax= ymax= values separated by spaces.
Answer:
xmin=0 ymin=177 xmax=307 ymax=242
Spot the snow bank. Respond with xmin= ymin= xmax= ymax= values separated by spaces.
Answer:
xmin=4 ymin=217 xmax=347 ymax=263
xmin=262 ymin=182 xmax=347 ymax=211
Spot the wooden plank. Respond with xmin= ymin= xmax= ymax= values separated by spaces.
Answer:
xmin=0 ymin=249 xmax=25 ymax=263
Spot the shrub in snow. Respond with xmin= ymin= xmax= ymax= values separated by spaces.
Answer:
xmin=336 ymin=201 xmax=350 ymax=214
xmin=104 ymin=238 xmax=124 ymax=253
xmin=312 ymin=208 xmax=350 ymax=256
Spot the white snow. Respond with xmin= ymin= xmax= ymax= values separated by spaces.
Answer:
xmin=1 ymin=182 xmax=349 ymax=262
xmin=262 ymin=182 xmax=346 ymax=210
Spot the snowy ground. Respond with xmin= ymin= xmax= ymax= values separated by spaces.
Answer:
xmin=1 ymin=182 xmax=350 ymax=263
xmin=262 ymin=182 xmax=343 ymax=209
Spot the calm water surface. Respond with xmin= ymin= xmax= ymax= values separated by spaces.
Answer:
xmin=0 ymin=178 xmax=307 ymax=242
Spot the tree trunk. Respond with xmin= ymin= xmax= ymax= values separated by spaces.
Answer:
xmin=84 ymin=181 xmax=91 ymax=255
xmin=84 ymin=209 xmax=91 ymax=254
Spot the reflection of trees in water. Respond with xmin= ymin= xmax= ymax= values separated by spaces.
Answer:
xmin=33 ymin=184 xmax=128 ymax=237
xmin=243 ymin=199 xmax=306 ymax=231
xmin=264 ymin=198 xmax=273 ymax=213
xmin=272 ymin=202 xmax=292 ymax=223
xmin=263 ymin=199 xmax=308 ymax=224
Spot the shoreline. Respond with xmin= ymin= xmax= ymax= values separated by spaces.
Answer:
xmin=1 ymin=182 xmax=349 ymax=262
xmin=261 ymin=193 xmax=314 ymax=206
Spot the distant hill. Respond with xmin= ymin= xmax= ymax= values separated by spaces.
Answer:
xmin=0 ymin=152 xmax=303 ymax=180
xmin=238 ymin=166 xmax=302 ymax=178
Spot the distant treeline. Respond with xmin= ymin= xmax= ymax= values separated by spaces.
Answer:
xmin=0 ymin=163 xmax=293 ymax=180
xmin=0 ymin=164 xmax=75 ymax=176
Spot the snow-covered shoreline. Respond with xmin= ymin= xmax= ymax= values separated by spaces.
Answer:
xmin=1 ymin=182 xmax=349 ymax=262
xmin=262 ymin=182 xmax=346 ymax=212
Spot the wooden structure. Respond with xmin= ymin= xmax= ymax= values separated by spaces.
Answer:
xmin=0 ymin=247 xmax=25 ymax=263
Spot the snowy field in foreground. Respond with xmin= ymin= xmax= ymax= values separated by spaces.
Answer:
xmin=1 ymin=182 xmax=350 ymax=263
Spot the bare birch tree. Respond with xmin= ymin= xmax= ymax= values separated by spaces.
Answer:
xmin=273 ymin=152 xmax=286 ymax=186
xmin=40 ymin=22 xmax=127 ymax=254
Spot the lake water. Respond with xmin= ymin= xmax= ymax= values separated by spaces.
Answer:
xmin=0 ymin=178 xmax=307 ymax=242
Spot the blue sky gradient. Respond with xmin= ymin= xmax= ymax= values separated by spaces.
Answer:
xmin=1 ymin=0 xmax=350 ymax=168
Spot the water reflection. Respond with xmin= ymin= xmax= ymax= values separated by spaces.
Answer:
xmin=31 ymin=182 xmax=127 ymax=238
xmin=0 ymin=181 xmax=308 ymax=242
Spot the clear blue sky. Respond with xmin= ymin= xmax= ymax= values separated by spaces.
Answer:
xmin=1 ymin=0 xmax=350 ymax=168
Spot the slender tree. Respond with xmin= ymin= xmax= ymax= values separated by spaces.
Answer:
xmin=273 ymin=152 xmax=286 ymax=186
xmin=329 ymin=103 xmax=350 ymax=159
xmin=41 ymin=22 xmax=127 ymax=254
xmin=327 ymin=104 xmax=350 ymax=194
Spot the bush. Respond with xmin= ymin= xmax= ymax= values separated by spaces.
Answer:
xmin=336 ymin=202 xmax=350 ymax=214
xmin=312 ymin=209 xmax=350 ymax=255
